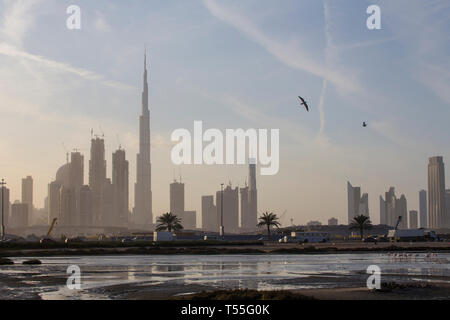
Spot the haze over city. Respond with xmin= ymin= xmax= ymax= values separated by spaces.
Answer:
xmin=1 ymin=0 xmax=449 ymax=226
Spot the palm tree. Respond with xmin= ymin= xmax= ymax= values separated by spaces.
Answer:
xmin=349 ymin=215 xmax=373 ymax=240
xmin=155 ymin=212 xmax=183 ymax=232
xmin=257 ymin=212 xmax=281 ymax=240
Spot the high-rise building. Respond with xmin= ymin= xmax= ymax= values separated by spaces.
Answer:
xmin=347 ymin=182 xmax=369 ymax=223
xmin=216 ymin=185 xmax=239 ymax=234
xmin=48 ymin=181 xmax=61 ymax=225
xmin=170 ymin=180 xmax=185 ymax=216
xmin=112 ymin=148 xmax=129 ymax=227
xmin=134 ymin=52 xmax=153 ymax=228
xmin=183 ymin=210 xmax=197 ymax=230
xmin=102 ymin=179 xmax=114 ymax=226
xmin=10 ymin=202 xmax=28 ymax=228
xmin=79 ymin=185 xmax=92 ymax=227
xmin=409 ymin=210 xmax=418 ymax=229
xmin=0 ymin=186 xmax=10 ymax=228
xmin=396 ymin=195 xmax=408 ymax=229
xmin=428 ymin=156 xmax=446 ymax=229
xmin=89 ymin=137 xmax=107 ymax=226
xmin=240 ymin=185 xmax=249 ymax=228
xmin=328 ymin=217 xmax=338 ymax=226
xmin=201 ymin=195 xmax=217 ymax=232
xmin=70 ymin=152 xmax=84 ymax=189
xmin=21 ymin=176 xmax=33 ymax=223
xmin=59 ymin=186 xmax=76 ymax=226
xmin=240 ymin=161 xmax=258 ymax=230
xmin=445 ymin=190 xmax=450 ymax=229
xmin=419 ymin=190 xmax=427 ymax=228
xmin=380 ymin=187 xmax=407 ymax=228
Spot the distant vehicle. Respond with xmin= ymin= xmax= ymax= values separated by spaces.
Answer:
xmin=387 ymin=229 xmax=438 ymax=242
xmin=65 ymin=237 xmax=85 ymax=243
xmin=40 ymin=238 xmax=56 ymax=244
xmin=363 ymin=236 xmax=377 ymax=243
xmin=376 ymin=235 xmax=389 ymax=242
xmin=121 ymin=238 xmax=133 ymax=243
xmin=290 ymin=232 xmax=330 ymax=243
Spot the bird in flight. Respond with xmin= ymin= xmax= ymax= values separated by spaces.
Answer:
xmin=298 ymin=96 xmax=309 ymax=112
xmin=363 ymin=122 xmax=368 ymax=127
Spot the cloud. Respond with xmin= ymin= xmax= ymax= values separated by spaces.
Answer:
xmin=379 ymin=0 xmax=450 ymax=105
xmin=94 ymin=12 xmax=112 ymax=33
xmin=0 ymin=42 xmax=134 ymax=90
xmin=0 ymin=0 xmax=41 ymax=46
xmin=203 ymin=0 xmax=360 ymax=93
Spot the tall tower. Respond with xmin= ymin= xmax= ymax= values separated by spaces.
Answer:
xmin=21 ymin=176 xmax=33 ymax=223
xmin=170 ymin=180 xmax=184 ymax=216
xmin=240 ymin=160 xmax=258 ymax=230
xmin=112 ymin=148 xmax=129 ymax=227
xmin=419 ymin=190 xmax=427 ymax=228
xmin=428 ymin=156 xmax=446 ymax=229
xmin=89 ymin=137 xmax=107 ymax=226
xmin=134 ymin=51 xmax=153 ymax=227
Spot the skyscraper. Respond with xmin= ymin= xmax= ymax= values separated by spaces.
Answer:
xmin=409 ymin=210 xmax=418 ymax=229
xmin=112 ymin=148 xmax=129 ymax=227
xmin=419 ymin=190 xmax=427 ymax=228
xmin=89 ymin=137 xmax=107 ymax=226
xmin=134 ymin=52 xmax=152 ymax=227
xmin=445 ymin=190 xmax=450 ymax=229
xmin=48 ymin=181 xmax=61 ymax=225
xmin=201 ymin=195 xmax=217 ymax=231
xmin=240 ymin=161 xmax=258 ymax=230
xmin=347 ymin=181 xmax=369 ymax=224
xmin=79 ymin=185 xmax=92 ymax=227
xmin=216 ymin=185 xmax=239 ymax=234
xmin=380 ymin=187 xmax=407 ymax=228
xmin=21 ymin=176 xmax=33 ymax=222
xmin=170 ymin=180 xmax=185 ymax=216
xmin=10 ymin=202 xmax=28 ymax=228
xmin=428 ymin=156 xmax=446 ymax=229
xmin=183 ymin=210 xmax=197 ymax=230
xmin=0 ymin=186 xmax=10 ymax=228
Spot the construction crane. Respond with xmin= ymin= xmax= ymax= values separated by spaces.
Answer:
xmin=279 ymin=210 xmax=287 ymax=226
xmin=47 ymin=218 xmax=57 ymax=236
xmin=61 ymin=143 xmax=69 ymax=163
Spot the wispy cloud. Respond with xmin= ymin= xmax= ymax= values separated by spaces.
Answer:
xmin=0 ymin=0 xmax=41 ymax=46
xmin=203 ymin=0 xmax=360 ymax=93
xmin=0 ymin=42 xmax=134 ymax=90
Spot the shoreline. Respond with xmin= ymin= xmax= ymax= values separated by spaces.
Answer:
xmin=1 ymin=242 xmax=450 ymax=258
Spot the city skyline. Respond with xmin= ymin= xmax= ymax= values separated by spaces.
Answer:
xmin=0 ymin=0 xmax=449 ymax=226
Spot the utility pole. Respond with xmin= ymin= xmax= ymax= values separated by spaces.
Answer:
xmin=1 ymin=179 xmax=6 ymax=241
xmin=219 ymin=183 xmax=224 ymax=237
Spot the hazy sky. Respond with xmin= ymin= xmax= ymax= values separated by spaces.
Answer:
xmin=0 ymin=0 xmax=449 ymax=226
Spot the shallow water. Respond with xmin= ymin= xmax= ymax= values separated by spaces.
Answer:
xmin=1 ymin=253 xmax=449 ymax=299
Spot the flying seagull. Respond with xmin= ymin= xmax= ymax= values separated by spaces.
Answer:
xmin=363 ymin=122 xmax=368 ymax=127
xmin=298 ymin=96 xmax=309 ymax=112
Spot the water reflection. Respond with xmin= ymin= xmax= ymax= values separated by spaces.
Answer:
xmin=1 ymin=253 xmax=448 ymax=299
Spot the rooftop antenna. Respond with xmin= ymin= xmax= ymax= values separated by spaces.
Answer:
xmin=116 ymin=134 xmax=122 ymax=150
xmin=90 ymin=128 xmax=93 ymax=139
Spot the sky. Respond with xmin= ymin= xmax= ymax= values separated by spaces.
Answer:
xmin=0 ymin=0 xmax=449 ymax=226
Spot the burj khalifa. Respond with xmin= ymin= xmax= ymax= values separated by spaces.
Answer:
xmin=134 ymin=52 xmax=153 ymax=227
